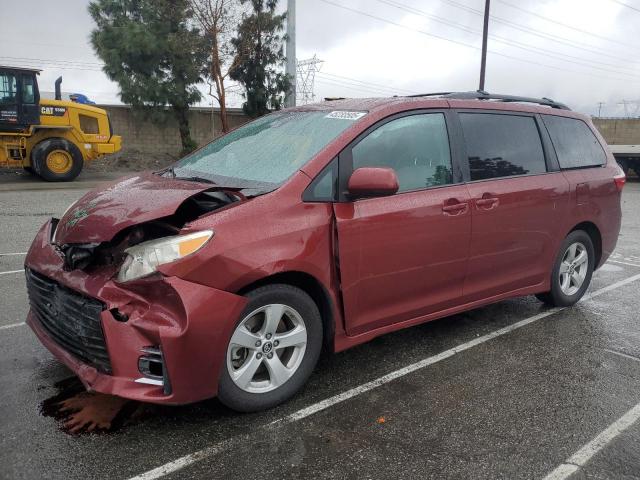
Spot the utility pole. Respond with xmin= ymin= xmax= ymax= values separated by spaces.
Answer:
xmin=597 ymin=102 xmax=605 ymax=117
xmin=285 ymin=0 xmax=296 ymax=108
xmin=479 ymin=0 xmax=490 ymax=91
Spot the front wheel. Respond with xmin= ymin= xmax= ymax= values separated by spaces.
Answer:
xmin=217 ymin=284 xmax=323 ymax=412
xmin=536 ymin=230 xmax=595 ymax=307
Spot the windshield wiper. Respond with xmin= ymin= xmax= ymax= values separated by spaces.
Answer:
xmin=158 ymin=166 xmax=176 ymax=178
xmin=175 ymin=175 xmax=217 ymax=185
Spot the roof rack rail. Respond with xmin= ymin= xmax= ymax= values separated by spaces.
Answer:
xmin=407 ymin=90 xmax=570 ymax=110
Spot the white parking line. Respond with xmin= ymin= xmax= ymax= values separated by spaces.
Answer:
xmin=603 ymin=348 xmax=640 ymax=364
xmin=0 ymin=269 xmax=24 ymax=276
xmin=608 ymin=259 xmax=640 ymax=268
xmin=128 ymin=272 xmax=640 ymax=480
xmin=0 ymin=322 xmax=25 ymax=331
xmin=542 ymin=401 xmax=640 ymax=480
xmin=0 ymin=252 xmax=27 ymax=257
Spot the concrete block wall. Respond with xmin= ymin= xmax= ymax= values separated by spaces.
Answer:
xmin=100 ymin=104 xmax=250 ymax=161
xmin=96 ymin=108 xmax=640 ymax=169
xmin=593 ymin=118 xmax=640 ymax=145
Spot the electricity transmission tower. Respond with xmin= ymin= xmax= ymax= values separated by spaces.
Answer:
xmin=618 ymin=100 xmax=640 ymax=118
xmin=296 ymin=56 xmax=324 ymax=105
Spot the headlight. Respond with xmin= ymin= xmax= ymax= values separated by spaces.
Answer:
xmin=117 ymin=230 xmax=213 ymax=282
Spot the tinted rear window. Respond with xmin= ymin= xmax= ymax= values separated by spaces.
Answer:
xmin=459 ymin=113 xmax=546 ymax=181
xmin=542 ymin=115 xmax=605 ymax=169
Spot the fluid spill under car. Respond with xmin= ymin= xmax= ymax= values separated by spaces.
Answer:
xmin=25 ymin=94 xmax=623 ymax=412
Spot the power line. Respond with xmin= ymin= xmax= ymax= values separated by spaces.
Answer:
xmin=319 ymin=71 xmax=417 ymax=95
xmin=319 ymin=74 xmax=416 ymax=95
xmin=410 ymin=0 xmax=639 ymax=62
xmin=487 ymin=16 xmax=634 ymax=62
xmin=316 ymin=75 xmax=412 ymax=96
xmin=495 ymin=0 xmax=640 ymax=51
xmin=0 ymin=55 xmax=103 ymax=68
xmin=0 ymin=62 xmax=103 ymax=73
xmin=374 ymin=0 xmax=477 ymax=35
xmin=1 ymin=54 xmax=413 ymax=100
xmin=318 ymin=0 xmax=640 ymax=84
xmin=319 ymin=0 xmax=479 ymax=50
xmin=609 ymin=0 xmax=640 ymax=13
xmin=315 ymin=78 xmax=404 ymax=97
xmin=373 ymin=0 xmax=638 ymax=72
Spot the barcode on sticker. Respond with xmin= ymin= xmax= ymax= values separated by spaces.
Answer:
xmin=325 ymin=111 xmax=367 ymax=120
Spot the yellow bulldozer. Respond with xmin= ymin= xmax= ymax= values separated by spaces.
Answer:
xmin=0 ymin=66 xmax=121 ymax=181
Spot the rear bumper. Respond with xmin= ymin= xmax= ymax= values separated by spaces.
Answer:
xmin=25 ymin=220 xmax=247 ymax=405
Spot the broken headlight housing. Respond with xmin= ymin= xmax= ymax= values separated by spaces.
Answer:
xmin=117 ymin=230 xmax=213 ymax=282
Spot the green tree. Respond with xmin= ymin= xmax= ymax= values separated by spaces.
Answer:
xmin=229 ymin=0 xmax=291 ymax=117
xmin=89 ymin=0 xmax=207 ymax=154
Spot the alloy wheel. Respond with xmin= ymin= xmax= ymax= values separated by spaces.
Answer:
xmin=226 ymin=304 xmax=307 ymax=393
xmin=559 ymin=241 xmax=589 ymax=296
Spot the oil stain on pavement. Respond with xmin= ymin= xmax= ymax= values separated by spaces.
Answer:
xmin=40 ymin=377 xmax=154 ymax=434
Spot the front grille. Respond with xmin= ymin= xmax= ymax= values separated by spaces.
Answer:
xmin=26 ymin=268 xmax=112 ymax=373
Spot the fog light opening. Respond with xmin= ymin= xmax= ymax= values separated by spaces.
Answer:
xmin=136 ymin=346 xmax=172 ymax=395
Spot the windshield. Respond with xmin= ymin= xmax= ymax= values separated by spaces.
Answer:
xmin=173 ymin=110 xmax=364 ymax=186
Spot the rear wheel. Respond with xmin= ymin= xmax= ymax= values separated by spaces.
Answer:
xmin=536 ymin=230 xmax=595 ymax=307
xmin=217 ymin=284 xmax=323 ymax=412
xmin=31 ymin=138 xmax=84 ymax=182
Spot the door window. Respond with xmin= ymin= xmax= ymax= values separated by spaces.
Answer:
xmin=79 ymin=114 xmax=100 ymax=134
xmin=0 ymin=73 xmax=17 ymax=105
xmin=542 ymin=115 xmax=605 ymax=169
xmin=22 ymin=75 xmax=35 ymax=104
xmin=459 ymin=113 xmax=547 ymax=181
xmin=351 ymin=113 xmax=453 ymax=192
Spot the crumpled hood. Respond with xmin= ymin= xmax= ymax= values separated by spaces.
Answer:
xmin=54 ymin=172 xmax=215 ymax=245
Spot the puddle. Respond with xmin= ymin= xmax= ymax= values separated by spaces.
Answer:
xmin=40 ymin=377 xmax=154 ymax=435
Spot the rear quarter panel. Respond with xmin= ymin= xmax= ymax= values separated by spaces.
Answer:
xmin=557 ymin=119 xmax=622 ymax=267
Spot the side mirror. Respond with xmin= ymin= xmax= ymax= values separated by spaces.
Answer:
xmin=347 ymin=167 xmax=399 ymax=198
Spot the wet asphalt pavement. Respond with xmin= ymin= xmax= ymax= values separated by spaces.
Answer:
xmin=1 ymin=173 xmax=639 ymax=480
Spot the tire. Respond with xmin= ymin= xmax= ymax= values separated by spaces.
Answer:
xmin=535 ymin=230 xmax=595 ymax=307
xmin=22 ymin=166 xmax=36 ymax=176
xmin=31 ymin=138 xmax=84 ymax=182
xmin=217 ymin=284 xmax=323 ymax=412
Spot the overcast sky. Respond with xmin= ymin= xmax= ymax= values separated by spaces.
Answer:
xmin=2 ymin=0 xmax=639 ymax=116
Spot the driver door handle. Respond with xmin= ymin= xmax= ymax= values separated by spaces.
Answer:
xmin=475 ymin=194 xmax=499 ymax=209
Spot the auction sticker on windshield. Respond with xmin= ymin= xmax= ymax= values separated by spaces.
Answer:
xmin=325 ymin=111 xmax=367 ymax=120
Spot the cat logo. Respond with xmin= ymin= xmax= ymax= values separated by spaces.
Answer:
xmin=41 ymin=106 xmax=67 ymax=117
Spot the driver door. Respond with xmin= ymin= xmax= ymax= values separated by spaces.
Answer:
xmin=333 ymin=111 xmax=472 ymax=336
xmin=0 ymin=71 xmax=19 ymax=127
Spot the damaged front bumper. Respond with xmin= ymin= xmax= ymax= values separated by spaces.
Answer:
xmin=25 ymin=219 xmax=247 ymax=405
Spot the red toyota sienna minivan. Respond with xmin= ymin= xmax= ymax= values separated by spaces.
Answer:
xmin=25 ymin=92 xmax=624 ymax=412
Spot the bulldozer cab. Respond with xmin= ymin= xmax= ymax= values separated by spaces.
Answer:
xmin=0 ymin=66 xmax=40 ymax=131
